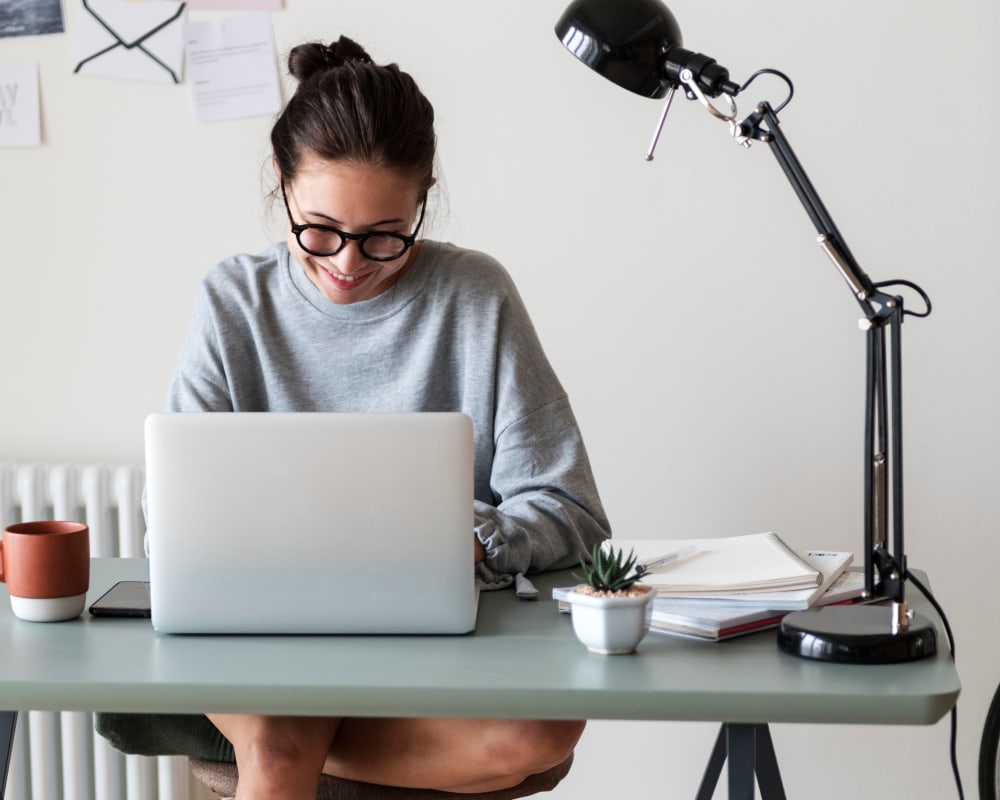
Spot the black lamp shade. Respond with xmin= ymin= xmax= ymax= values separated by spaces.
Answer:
xmin=556 ymin=0 xmax=740 ymax=99
xmin=555 ymin=0 xmax=683 ymax=99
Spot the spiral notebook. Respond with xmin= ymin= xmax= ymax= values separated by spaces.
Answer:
xmin=608 ymin=532 xmax=821 ymax=596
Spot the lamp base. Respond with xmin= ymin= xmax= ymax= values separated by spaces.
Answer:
xmin=777 ymin=604 xmax=937 ymax=664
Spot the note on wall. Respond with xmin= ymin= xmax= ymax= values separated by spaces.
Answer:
xmin=0 ymin=0 xmax=65 ymax=39
xmin=73 ymin=0 xmax=188 ymax=84
xmin=0 ymin=63 xmax=41 ymax=148
xmin=185 ymin=13 xmax=282 ymax=123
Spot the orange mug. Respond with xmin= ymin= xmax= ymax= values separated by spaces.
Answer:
xmin=0 ymin=521 xmax=90 ymax=622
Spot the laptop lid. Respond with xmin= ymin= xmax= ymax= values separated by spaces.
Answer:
xmin=144 ymin=412 xmax=477 ymax=634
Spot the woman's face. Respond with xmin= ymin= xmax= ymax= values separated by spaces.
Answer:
xmin=283 ymin=157 xmax=425 ymax=305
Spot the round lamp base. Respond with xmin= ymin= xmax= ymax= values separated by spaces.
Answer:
xmin=777 ymin=604 xmax=937 ymax=664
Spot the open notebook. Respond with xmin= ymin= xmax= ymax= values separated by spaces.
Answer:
xmin=609 ymin=532 xmax=822 ymax=595
xmin=144 ymin=412 xmax=478 ymax=634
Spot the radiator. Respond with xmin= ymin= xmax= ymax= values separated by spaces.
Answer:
xmin=0 ymin=463 xmax=213 ymax=800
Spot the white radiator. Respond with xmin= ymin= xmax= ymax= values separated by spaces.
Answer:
xmin=0 ymin=463 xmax=213 ymax=800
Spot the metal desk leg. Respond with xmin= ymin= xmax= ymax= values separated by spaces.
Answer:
xmin=752 ymin=726 xmax=785 ymax=799
xmin=1 ymin=712 xmax=16 ymax=800
xmin=696 ymin=723 xmax=787 ymax=800
xmin=727 ymin=725 xmax=756 ymax=800
xmin=696 ymin=726 xmax=727 ymax=799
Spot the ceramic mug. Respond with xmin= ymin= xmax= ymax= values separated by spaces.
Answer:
xmin=0 ymin=521 xmax=90 ymax=622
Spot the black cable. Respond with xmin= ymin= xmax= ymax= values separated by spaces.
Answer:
xmin=738 ymin=68 xmax=794 ymax=112
xmin=906 ymin=570 xmax=964 ymax=799
xmin=980 ymin=685 xmax=1000 ymax=798
xmin=872 ymin=278 xmax=933 ymax=318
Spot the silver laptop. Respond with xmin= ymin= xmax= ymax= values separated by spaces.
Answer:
xmin=144 ymin=412 xmax=477 ymax=634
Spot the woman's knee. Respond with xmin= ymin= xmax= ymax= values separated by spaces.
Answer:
xmin=487 ymin=720 xmax=585 ymax=776
xmin=210 ymin=714 xmax=341 ymax=775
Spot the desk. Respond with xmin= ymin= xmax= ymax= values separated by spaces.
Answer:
xmin=1 ymin=559 xmax=960 ymax=799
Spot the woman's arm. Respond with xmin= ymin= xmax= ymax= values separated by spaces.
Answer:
xmin=475 ymin=397 xmax=611 ymax=578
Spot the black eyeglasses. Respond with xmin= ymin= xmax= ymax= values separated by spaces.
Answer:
xmin=281 ymin=180 xmax=425 ymax=262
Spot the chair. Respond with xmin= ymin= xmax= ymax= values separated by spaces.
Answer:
xmin=981 ymin=681 xmax=1000 ymax=800
xmin=189 ymin=753 xmax=574 ymax=799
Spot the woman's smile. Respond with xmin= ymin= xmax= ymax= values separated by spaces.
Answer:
xmin=285 ymin=159 xmax=422 ymax=305
xmin=319 ymin=263 xmax=372 ymax=288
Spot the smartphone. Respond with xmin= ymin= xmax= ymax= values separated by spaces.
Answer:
xmin=88 ymin=580 xmax=152 ymax=618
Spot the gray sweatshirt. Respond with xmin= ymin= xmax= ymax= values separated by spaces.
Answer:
xmin=166 ymin=240 xmax=611 ymax=582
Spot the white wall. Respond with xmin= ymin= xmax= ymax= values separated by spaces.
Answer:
xmin=2 ymin=1 xmax=997 ymax=796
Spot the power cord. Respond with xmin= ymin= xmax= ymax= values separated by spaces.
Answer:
xmin=737 ymin=68 xmax=794 ymax=113
xmin=906 ymin=570 xmax=963 ymax=799
xmin=872 ymin=278 xmax=933 ymax=318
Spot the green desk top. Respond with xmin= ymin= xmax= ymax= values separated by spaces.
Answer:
xmin=0 ymin=559 xmax=959 ymax=725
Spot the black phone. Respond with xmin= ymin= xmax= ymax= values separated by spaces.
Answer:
xmin=88 ymin=580 xmax=152 ymax=618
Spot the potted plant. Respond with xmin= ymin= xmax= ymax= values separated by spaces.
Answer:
xmin=564 ymin=543 xmax=655 ymax=654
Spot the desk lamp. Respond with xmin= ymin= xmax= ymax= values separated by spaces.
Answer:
xmin=555 ymin=0 xmax=937 ymax=664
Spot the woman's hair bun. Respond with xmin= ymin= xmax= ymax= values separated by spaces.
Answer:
xmin=288 ymin=36 xmax=374 ymax=82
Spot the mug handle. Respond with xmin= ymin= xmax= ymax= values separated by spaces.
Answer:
xmin=0 ymin=540 xmax=5 ymax=583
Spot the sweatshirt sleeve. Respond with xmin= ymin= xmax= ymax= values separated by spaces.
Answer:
xmin=474 ymin=395 xmax=612 ymax=578
xmin=466 ymin=260 xmax=612 ymax=579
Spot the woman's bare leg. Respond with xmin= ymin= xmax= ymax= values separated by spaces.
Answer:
xmin=323 ymin=718 xmax=585 ymax=793
xmin=208 ymin=714 xmax=584 ymax=796
xmin=207 ymin=713 xmax=343 ymax=800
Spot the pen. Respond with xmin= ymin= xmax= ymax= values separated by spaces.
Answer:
xmin=514 ymin=572 xmax=539 ymax=600
xmin=634 ymin=545 xmax=698 ymax=577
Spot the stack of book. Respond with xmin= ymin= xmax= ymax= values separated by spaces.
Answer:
xmin=554 ymin=532 xmax=867 ymax=641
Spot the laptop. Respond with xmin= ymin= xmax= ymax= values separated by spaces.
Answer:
xmin=144 ymin=412 xmax=477 ymax=634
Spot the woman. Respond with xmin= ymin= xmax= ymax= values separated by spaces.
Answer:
xmin=169 ymin=35 xmax=611 ymax=798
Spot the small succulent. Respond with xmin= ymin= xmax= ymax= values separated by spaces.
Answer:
xmin=575 ymin=543 xmax=643 ymax=593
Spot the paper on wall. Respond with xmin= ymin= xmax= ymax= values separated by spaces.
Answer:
xmin=0 ymin=0 xmax=65 ymax=39
xmin=0 ymin=63 xmax=41 ymax=147
xmin=72 ymin=0 xmax=187 ymax=84
xmin=185 ymin=12 xmax=282 ymax=123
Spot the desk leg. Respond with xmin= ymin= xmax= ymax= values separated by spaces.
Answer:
xmin=727 ymin=725 xmax=756 ymax=800
xmin=695 ymin=723 xmax=786 ymax=800
xmin=752 ymin=726 xmax=785 ymax=799
xmin=696 ymin=726 xmax=727 ymax=799
xmin=0 ymin=711 xmax=16 ymax=800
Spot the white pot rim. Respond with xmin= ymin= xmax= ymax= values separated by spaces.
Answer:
xmin=565 ymin=585 xmax=654 ymax=608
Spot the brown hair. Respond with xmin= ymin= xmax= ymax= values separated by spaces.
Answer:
xmin=271 ymin=36 xmax=436 ymax=193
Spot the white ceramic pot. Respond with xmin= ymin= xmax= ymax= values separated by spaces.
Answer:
xmin=564 ymin=585 xmax=655 ymax=654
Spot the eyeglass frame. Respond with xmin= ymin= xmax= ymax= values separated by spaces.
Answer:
xmin=280 ymin=179 xmax=426 ymax=262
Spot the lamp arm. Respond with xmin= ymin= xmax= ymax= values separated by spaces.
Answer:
xmin=736 ymin=103 xmax=892 ymax=316
xmin=736 ymin=100 xmax=912 ymax=608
